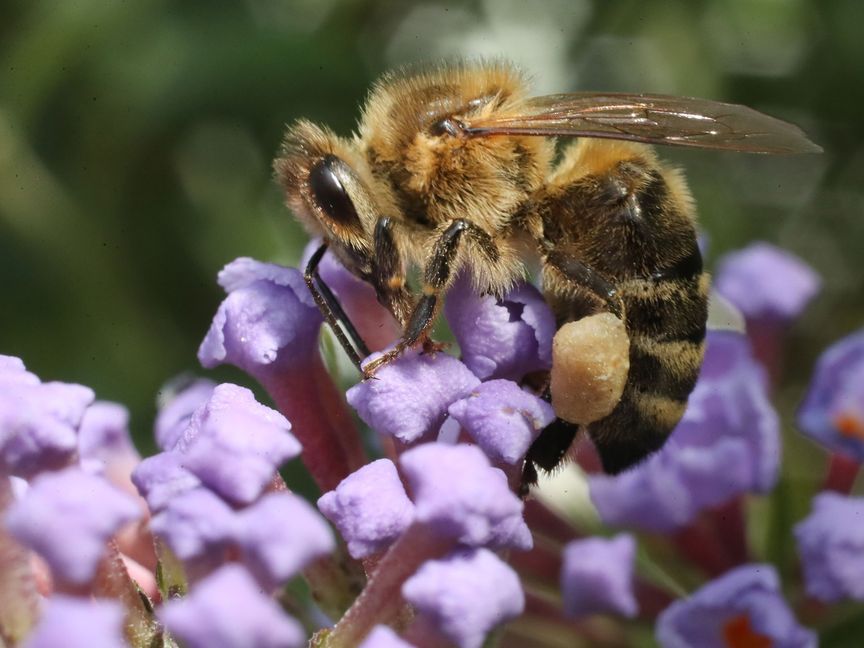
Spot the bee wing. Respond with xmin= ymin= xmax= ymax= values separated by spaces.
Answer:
xmin=461 ymin=93 xmax=821 ymax=154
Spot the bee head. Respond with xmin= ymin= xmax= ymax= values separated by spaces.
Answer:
xmin=275 ymin=120 xmax=380 ymax=278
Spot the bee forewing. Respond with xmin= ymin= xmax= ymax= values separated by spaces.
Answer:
xmin=461 ymin=93 xmax=822 ymax=154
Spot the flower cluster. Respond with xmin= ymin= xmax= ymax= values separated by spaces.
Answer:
xmin=2 ymin=239 xmax=861 ymax=647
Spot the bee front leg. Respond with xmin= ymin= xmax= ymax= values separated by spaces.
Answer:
xmin=305 ymin=242 xmax=371 ymax=371
xmin=363 ymin=219 xmax=483 ymax=379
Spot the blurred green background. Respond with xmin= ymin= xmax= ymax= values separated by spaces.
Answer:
xmin=1 ymin=0 xmax=860 ymax=457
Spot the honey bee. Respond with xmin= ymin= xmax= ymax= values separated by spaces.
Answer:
xmin=274 ymin=61 xmax=819 ymax=486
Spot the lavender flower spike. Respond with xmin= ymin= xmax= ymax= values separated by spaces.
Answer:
xmin=22 ymin=596 xmax=126 ymax=648
xmin=178 ymin=383 xmax=301 ymax=504
xmin=5 ymin=467 xmax=140 ymax=586
xmin=656 ymin=564 xmax=816 ymax=648
xmin=318 ymin=459 xmax=415 ymax=559
xmin=154 ymin=377 xmax=217 ymax=451
xmin=445 ymin=273 xmax=555 ymax=381
xmin=795 ymin=492 xmax=864 ymax=602
xmin=715 ymin=242 xmax=820 ymax=324
xmin=561 ymin=534 xmax=638 ymax=618
xmin=448 ymin=379 xmax=554 ymax=465
xmin=798 ymin=329 xmax=864 ymax=461
xmin=199 ymin=257 xmax=322 ymax=372
xmin=402 ymin=548 xmax=525 ymax=648
xmin=400 ymin=443 xmax=530 ymax=550
xmin=131 ymin=451 xmax=202 ymax=512
xmin=148 ymin=487 xmax=237 ymax=564
xmin=236 ymin=491 xmax=335 ymax=590
xmin=199 ymin=256 xmax=365 ymax=491
xmin=348 ymin=350 xmax=480 ymax=444
xmin=159 ymin=564 xmax=305 ymax=648
xmin=326 ymin=444 xmax=530 ymax=647
xmin=0 ymin=368 xmax=95 ymax=478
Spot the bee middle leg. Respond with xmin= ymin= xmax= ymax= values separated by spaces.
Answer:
xmin=371 ymin=216 xmax=413 ymax=327
xmin=362 ymin=218 xmax=496 ymax=378
xmin=543 ymin=251 xmax=624 ymax=319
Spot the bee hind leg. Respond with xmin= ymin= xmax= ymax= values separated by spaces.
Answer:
xmin=520 ymin=418 xmax=580 ymax=496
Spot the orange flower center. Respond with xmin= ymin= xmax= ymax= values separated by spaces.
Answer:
xmin=834 ymin=412 xmax=864 ymax=441
xmin=723 ymin=614 xmax=772 ymax=648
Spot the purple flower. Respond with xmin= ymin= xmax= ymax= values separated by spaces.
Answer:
xmin=77 ymin=402 xmax=141 ymax=487
xmin=0 ymin=371 xmax=94 ymax=478
xmin=795 ymin=492 xmax=864 ymax=602
xmin=177 ymin=383 xmax=301 ymax=504
xmin=590 ymin=332 xmax=779 ymax=531
xmin=402 ymin=548 xmax=524 ymax=648
xmin=0 ymin=355 xmax=39 ymax=386
xmin=131 ymin=452 xmax=202 ymax=512
xmin=656 ymin=564 xmax=816 ymax=648
xmin=198 ymin=257 xmax=321 ymax=373
xmin=158 ymin=564 xmax=305 ymax=648
xmin=444 ymin=274 xmax=555 ymax=381
xmin=155 ymin=377 xmax=217 ymax=451
xmin=399 ymin=443 xmax=530 ymax=550
xmin=448 ymin=380 xmax=554 ymax=465
xmin=148 ymin=487 xmax=237 ymax=563
xmin=715 ymin=242 xmax=820 ymax=324
xmin=5 ymin=467 xmax=140 ymax=585
xmin=798 ymin=329 xmax=864 ymax=461
xmin=197 ymin=257 xmax=365 ymax=494
xmin=22 ymin=596 xmax=126 ymax=648
xmin=358 ymin=626 xmax=415 ymax=648
xmin=560 ymin=534 xmax=638 ymax=618
xmin=347 ymin=351 xmax=481 ymax=444
xmin=236 ymin=492 xmax=335 ymax=589
xmin=318 ymin=459 xmax=415 ymax=559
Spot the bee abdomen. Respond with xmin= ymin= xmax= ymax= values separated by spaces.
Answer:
xmin=587 ymin=274 xmax=708 ymax=473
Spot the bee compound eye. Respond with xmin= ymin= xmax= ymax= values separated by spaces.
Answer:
xmin=308 ymin=155 xmax=361 ymax=228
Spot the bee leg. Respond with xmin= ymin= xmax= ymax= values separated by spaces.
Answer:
xmin=363 ymin=219 xmax=486 ymax=378
xmin=520 ymin=418 xmax=579 ymax=496
xmin=371 ymin=217 xmax=413 ymax=326
xmin=304 ymin=242 xmax=371 ymax=370
xmin=544 ymin=251 xmax=625 ymax=318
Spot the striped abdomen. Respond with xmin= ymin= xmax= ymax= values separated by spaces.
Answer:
xmin=587 ymin=262 xmax=709 ymax=473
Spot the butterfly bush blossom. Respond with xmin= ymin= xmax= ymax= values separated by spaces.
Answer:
xmin=3 ymin=239 xmax=860 ymax=647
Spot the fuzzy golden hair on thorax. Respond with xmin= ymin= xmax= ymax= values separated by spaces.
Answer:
xmin=357 ymin=61 xmax=554 ymax=234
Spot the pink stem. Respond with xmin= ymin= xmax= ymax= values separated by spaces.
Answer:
xmin=633 ymin=581 xmax=675 ymax=620
xmin=822 ymin=453 xmax=860 ymax=495
xmin=91 ymin=539 xmax=161 ymax=647
xmin=326 ymin=524 xmax=454 ymax=647
xmin=261 ymin=354 xmax=366 ymax=493
xmin=0 ymin=476 xmax=39 ymax=645
xmin=707 ymin=497 xmax=749 ymax=566
xmin=670 ymin=513 xmax=739 ymax=577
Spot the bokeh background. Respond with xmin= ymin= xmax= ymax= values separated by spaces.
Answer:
xmin=1 ymin=1 xmax=859 ymax=461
